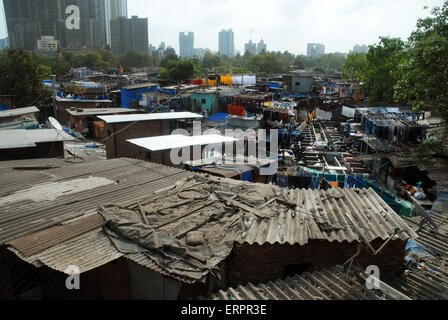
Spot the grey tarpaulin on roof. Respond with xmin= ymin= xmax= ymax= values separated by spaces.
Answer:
xmin=99 ymin=175 xmax=296 ymax=282
xmin=100 ymin=175 xmax=416 ymax=283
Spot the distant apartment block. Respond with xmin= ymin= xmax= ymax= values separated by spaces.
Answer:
xmin=257 ymin=39 xmax=267 ymax=54
xmin=244 ymin=40 xmax=256 ymax=55
xmin=179 ymin=32 xmax=195 ymax=58
xmin=36 ymin=36 xmax=60 ymax=56
xmin=307 ymin=43 xmax=325 ymax=57
xmin=0 ymin=38 xmax=9 ymax=51
xmin=111 ymin=16 xmax=149 ymax=55
xmin=353 ymin=44 xmax=368 ymax=54
xmin=219 ymin=29 xmax=235 ymax=57
xmin=3 ymin=0 xmax=128 ymax=51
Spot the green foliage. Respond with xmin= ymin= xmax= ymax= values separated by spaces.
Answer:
xmin=37 ymin=55 xmax=71 ymax=77
xmin=0 ymin=48 xmax=51 ymax=107
xmin=159 ymin=53 xmax=179 ymax=69
xmin=394 ymin=1 xmax=448 ymax=157
xmin=342 ymin=52 xmax=367 ymax=81
xmin=160 ymin=59 xmax=195 ymax=83
xmin=342 ymin=37 xmax=406 ymax=103
xmin=119 ymin=51 xmax=154 ymax=69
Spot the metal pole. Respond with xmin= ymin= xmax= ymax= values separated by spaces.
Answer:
xmin=52 ymin=75 xmax=57 ymax=120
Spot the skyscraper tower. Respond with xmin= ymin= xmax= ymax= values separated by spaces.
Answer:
xmin=3 ymin=0 xmax=114 ymax=51
xmin=219 ymin=29 xmax=234 ymax=57
xmin=179 ymin=32 xmax=194 ymax=58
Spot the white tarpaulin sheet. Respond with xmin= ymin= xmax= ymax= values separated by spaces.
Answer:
xmin=342 ymin=106 xmax=356 ymax=118
xmin=128 ymin=134 xmax=237 ymax=151
xmin=232 ymin=75 xmax=256 ymax=86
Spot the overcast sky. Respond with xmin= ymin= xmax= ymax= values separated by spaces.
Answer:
xmin=0 ymin=0 xmax=445 ymax=55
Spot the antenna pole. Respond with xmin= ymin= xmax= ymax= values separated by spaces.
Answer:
xmin=52 ymin=75 xmax=57 ymax=121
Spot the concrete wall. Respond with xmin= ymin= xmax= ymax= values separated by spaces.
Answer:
xmin=225 ymin=239 xmax=407 ymax=287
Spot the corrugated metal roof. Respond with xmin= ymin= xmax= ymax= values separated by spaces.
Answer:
xmin=206 ymin=265 xmax=411 ymax=300
xmin=127 ymin=134 xmax=237 ymax=151
xmin=9 ymin=228 xmax=122 ymax=274
xmin=0 ymin=107 xmax=39 ymax=118
xmin=235 ymin=187 xmax=416 ymax=245
xmin=0 ymin=158 xmax=194 ymax=246
xmin=3 ymin=164 xmax=419 ymax=286
xmin=98 ymin=112 xmax=203 ymax=124
xmin=385 ymin=214 xmax=448 ymax=300
xmin=123 ymin=82 xmax=159 ymax=90
xmin=0 ymin=129 xmax=75 ymax=150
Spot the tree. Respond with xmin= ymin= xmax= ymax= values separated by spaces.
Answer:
xmin=160 ymin=60 xmax=195 ymax=83
xmin=364 ymin=37 xmax=406 ymax=103
xmin=159 ymin=52 xmax=178 ymax=68
xmin=120 ymin=51 xmax=154 ymax=69
xmin=394 ymin=1 xmax=448 ymax=158
xmin=293 ymin=56 xmax=306 ymax=69
xmin=0 ymin=48 xmax=51 ymax=107
xmin=342 ymin=37 xmax=405 ymax=103
xmin=342 ymin=52 xmax=367 ymax=81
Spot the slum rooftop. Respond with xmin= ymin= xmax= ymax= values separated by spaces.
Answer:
xmin=0 ymin=158 xmax=417 ymax=285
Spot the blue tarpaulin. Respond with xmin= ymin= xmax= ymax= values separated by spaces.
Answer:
xmin=121 ymin=85 xmax=158 ymax=109
xmin=208 ymin=113 xmax=228 ymax=123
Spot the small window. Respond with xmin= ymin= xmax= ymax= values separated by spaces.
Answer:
xmin=295 ymin=82 xmax=301 ymax=86
xmin=201 ymin=99 xmax=207 ymax=104
xmin=145 ymin=151 xmax=151 ymax=161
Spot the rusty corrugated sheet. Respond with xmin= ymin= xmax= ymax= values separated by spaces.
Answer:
xmin=8 ymin=214 xmax=105 ymax=257
xmin=206 ymin=265 xmax=411 ymax=300
xmin=9 ymin=229 xmax=122 ymax=274
xmin=0 ymin=158 xmax=194 ymax=245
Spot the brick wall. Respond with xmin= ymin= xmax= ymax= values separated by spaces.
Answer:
xmin=225 ymin=239 xmax=407 ymax=287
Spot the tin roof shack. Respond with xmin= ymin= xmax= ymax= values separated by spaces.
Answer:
xmin=0 ymin=158 xmax=195 ymax=300
xmin=96 ymin=176 xmax=415 ymax=297
xmin=0 ymin=161 xmax=419 ymax=300
xmin=99 ymin=112 xmax=204 ymax=160
xmin=127 ymin=134 xmax=237 ymax=166
xmin=56 ymin=97 xmax=113 ymax=125
xmin=0 ymin=107 xmax=40 ymax=130
xmin=65 ymin=108 xmax=139 ymax=140
xmin=121 ymin=83 xmax=159 ymax=109
xmin=0 ymin=129 xmax=75 ymax=160
xmin=283 ymin=73 xmax=315 ymax=94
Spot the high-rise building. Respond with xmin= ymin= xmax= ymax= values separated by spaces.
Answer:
xmin=0 ymin=38 xmax=9 ymax=51
xmin=109 ymin=0 xmax=127 ymax=19
xmin=194 ymin=48 xmax=210 ymax=59
xmin=110 ymin=16 xmax=148 ymax=55
xmin=256 ymin=39 xmax=266 ymax=54
xmin=3 ymin=0 xmax=117 ymax=51
xmin=244 ymin=40 xmax=256 ymax=55
xmin=353 ymin=44 xmax=368 ymax=54
xmin=3 ymin=0 xmax=59 ymax=51
xmin=219 ymin=29 xmax=234 ymax=57
xmin=307 ymin=43 xmax=325 ymax=57
xmin=179 ymin=32 xmax=194 ymax=58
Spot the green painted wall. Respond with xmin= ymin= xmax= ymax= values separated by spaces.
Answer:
xmin=190 ymin=92 xmax=218 ymax=114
